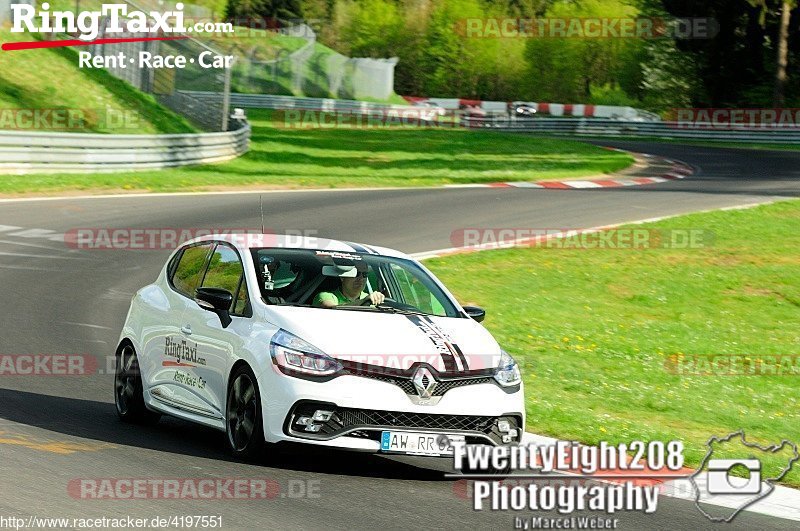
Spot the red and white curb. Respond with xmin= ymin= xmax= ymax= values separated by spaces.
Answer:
xmin=521 ymin=432 xmax=800 ymax=522
xmin=444 ymin=152 xmax=695 ymax=190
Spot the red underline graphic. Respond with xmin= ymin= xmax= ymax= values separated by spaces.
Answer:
xmin=162 ymin=361 xmax=194 ymax=367
xmin=2 ymin=36 xmax=189 ymax=52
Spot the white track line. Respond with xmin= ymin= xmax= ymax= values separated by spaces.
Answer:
xmin=410 ymin=198 xmax=787 ymax=260
xmin=0 ymin=186 xmax=472 ymax=204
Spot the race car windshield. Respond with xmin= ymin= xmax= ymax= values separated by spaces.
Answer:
xmin=250 ymin=248 xmax=460 ymax=317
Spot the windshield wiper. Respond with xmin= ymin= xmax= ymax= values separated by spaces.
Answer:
xmin=371 ymin=305 xmax=428 ymax=316
xmin=327 ymin=305 xmax=428 ymax=316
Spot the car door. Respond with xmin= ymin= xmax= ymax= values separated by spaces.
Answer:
xmin=141 ymin=241 xmax=213 ymax=396
xmin=180 ymin=242 xmax=252 ymax=418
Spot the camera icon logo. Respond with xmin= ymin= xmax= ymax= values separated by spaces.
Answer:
xmin=690 ymin=431 xmax=799 ymax=522
xmin=706 ymin=459 xmax=762 ymax=495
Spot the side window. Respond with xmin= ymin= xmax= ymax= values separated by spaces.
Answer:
xmin=202 ymin=244 xmax=249 ymax=315
xmin=390 ymin=264 xmax=421 ymax=306
xmin=389 ymin=264 xmax=447 ymax=316
xmin=171 ymin=243 xmax=213 ymax=297
xmin=233 ymin=276 xmax=249 ymax=315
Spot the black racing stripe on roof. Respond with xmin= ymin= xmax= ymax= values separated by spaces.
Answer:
xmin=345 ymin=241 xmax=373 ymax=254
xmin=361 ymin=244 xmax=380 ymax=255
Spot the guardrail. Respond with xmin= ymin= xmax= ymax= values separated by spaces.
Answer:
xmin=184 ymin=91 xmax=411 ymax=114
xmin=0 ymin=119 xmax=251 ymax=174
xmin=184 ymin=91 xmax=663 ymax=122
xmin=463 ymin=116 xmax=800 ymax=143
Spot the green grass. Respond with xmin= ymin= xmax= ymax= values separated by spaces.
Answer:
xmin=0 ymin=109 xmax=633 ymax=196
xmin=426 ymin=200 xmax=800 ymax=486
xmin=0 ymin=30 xmax=196 ymax=134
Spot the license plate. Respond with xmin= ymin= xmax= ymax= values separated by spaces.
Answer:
xmin=380 ymin=431 xmax=464 ymax=456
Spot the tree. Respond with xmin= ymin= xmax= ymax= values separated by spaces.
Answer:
xmin=524 ymin=0 xmax=644 ymax=102
xmin=224 ymin=0 xmax=302 ymax=21
xmin=773 ymin=1 xmax=795 ymax=106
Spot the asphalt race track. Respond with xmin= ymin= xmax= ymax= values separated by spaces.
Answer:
xmin=0 ymin=141 xmax=798 ymax=529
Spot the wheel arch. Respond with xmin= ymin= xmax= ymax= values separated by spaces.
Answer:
xmin=116 ymin=338 xmax=135 ymax=355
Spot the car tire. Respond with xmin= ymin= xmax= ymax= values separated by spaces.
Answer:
xmin=114 ymin=343 xmax=161 ymax=424
xmin=226 ymin=364 xmax=266 ymax=460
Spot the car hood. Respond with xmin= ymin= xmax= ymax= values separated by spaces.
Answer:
xmin=266 ymin=306 xmax=502 ymax=373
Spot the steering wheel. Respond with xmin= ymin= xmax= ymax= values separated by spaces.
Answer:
xmin=356 ymin=295 xmax=400 ymax=307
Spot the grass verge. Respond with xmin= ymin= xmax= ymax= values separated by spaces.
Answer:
xmin=0 ymin=109 xmax=633 ymax=196
xmin=426 ymin=200 xmax=800 ymax=486
xmin=0 ymin=30 xmax=196 ymax=134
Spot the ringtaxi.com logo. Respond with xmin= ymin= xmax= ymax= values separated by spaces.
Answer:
xmin=9 ymin=2 xmax=233 ymax=42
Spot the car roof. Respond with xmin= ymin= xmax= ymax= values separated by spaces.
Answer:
xmin=181 ymin=233 xmax=409 ymax=260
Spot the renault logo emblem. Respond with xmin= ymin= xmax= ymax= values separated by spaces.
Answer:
xmin=412 ymin=367 xmax=437 ymax=398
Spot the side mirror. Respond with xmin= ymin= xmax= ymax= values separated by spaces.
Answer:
xmin=463 ymin=306 xmax=486 ymax=323
xmin=196 ymin=287 xmax=233 ymax=328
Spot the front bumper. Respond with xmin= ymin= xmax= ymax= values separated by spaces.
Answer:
xmin=286 ymin=400 xmax=522 ymax=446
xmin=258 ymin=370 xmax=525 ymax=452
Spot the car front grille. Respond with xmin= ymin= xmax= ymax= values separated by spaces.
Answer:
xmin=286 ymin=401 xmax=522 ymax=445
xmin=335 ymin=408 xmax=496 ymax=432
xmin=356 ymin=372 xmax=494 ymax=397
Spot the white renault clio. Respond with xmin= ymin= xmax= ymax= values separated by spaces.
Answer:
xmin=115 ymin=234 xmax=524 ymax=460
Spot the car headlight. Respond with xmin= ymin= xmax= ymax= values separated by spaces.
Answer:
xmin=494 ymin=349 xmax=521 ymax=387
xmin=270 ymin=329 xmax=341 ymax=376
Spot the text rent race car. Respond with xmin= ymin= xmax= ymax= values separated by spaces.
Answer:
xmin=115 ymin=234 xmax=524 ymax=461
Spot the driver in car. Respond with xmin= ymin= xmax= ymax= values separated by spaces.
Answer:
xmin=313 ymin=264 xmax=385 ymax=308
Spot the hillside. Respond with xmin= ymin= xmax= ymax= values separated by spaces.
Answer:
xmin=0 ymin=30 xmax=196 ymax=134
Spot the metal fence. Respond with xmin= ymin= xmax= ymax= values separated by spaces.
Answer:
xmin=222 ymin=23 xmax=398 ymax=101
xmin=183 ymin=90 xmax=413 ymax=113
xmin=87 ymin=32 xmax=232 ymax=131
xmin=25 ymin=0 xmax=232 ymax=131
xmin=0 ymin=118 xmax=250 ymax=173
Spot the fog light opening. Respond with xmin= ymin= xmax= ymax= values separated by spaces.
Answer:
xmin=497 ymin=418 xmax=519 ymax=443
